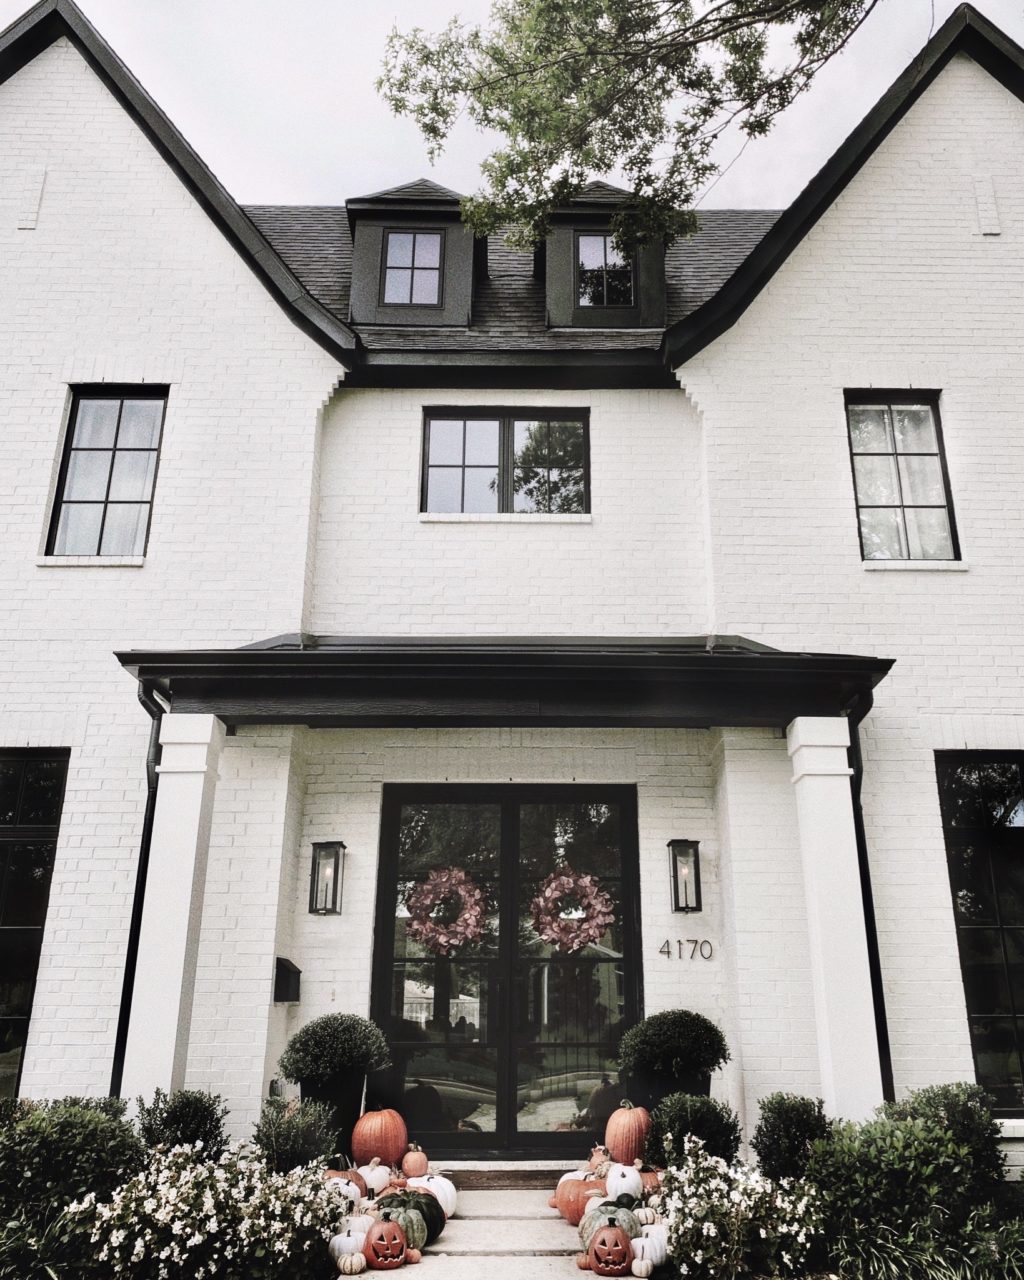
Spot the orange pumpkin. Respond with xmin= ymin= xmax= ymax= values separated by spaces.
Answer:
xmin=636 ymin=1163 xmax=661 ymax=1196
xmin=588 ymin=1145 xmax=610 ymax=1170
xmin=402 ymin=1143 xmax=429 ymax=1177
xmin=588 ymin=1219 xmax=633 ymax=1277
xmin=363 ymin=1214 xmax=407 ymax=1271
xmin=352 ymin=1108 xmax=409 ymax=1168
xmin=559 ymin=1177 xmax=607 ymax=1227
xmin=604 ymin=1101 xmax=651 ymax=1166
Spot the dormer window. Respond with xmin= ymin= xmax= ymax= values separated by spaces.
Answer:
xmin=382 ymin=230 xmax=444 ymax=306
xmin=576 ymin=233 xmax=634 ymax=308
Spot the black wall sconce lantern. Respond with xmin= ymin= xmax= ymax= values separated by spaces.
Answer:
xmin=669 ymin=839 xmax=702 ymax=912
xmin=309 ymin=841 xmax=345 ymax=914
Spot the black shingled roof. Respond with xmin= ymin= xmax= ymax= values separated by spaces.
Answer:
xmin=244 ymin=205 xmax=780 ymax=353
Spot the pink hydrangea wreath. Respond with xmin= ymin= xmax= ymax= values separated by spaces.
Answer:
xmin=530 ymin=868 xmax=616 ymax=953
xmin=405 ymin=866 xmax=486 ymax=956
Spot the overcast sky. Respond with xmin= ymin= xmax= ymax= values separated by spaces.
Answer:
xmin=2 ymin=0 xmax=1023 ymax=208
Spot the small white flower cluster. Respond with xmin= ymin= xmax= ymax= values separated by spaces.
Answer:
xmin=659 ymin=1135 xmax=822 ymax=1279
xmin=67 ymin=1142 xmax=348 ymax=1279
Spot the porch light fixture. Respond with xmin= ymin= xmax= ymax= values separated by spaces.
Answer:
xmin=309 ymin=841 xmax=345 ymax=914
xmin=669 ymin=839 xmax=702 ymax=913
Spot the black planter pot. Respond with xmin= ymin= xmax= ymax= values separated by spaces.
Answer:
xmin=299 ymin=1072 xmax=366 ymax=1159
xmin=622 ymin=1068 xmax=712 ymax=1111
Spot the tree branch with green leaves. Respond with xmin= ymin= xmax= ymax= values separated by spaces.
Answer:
xmin=378 ymin=0 xmax=883 ymax=250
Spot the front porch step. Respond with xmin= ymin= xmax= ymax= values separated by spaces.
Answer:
xmin=418 ymin=1260 xmax=578 ymax=1278
xmin=457 ymin=1189 xmax=560 ymax=1220
xmin=427 ymin=1215 xmax=575 ymax=1257
xmin=438 ymin=1160 xmax=570 ymax=1190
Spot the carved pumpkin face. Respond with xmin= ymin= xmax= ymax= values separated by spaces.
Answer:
xmin=363 ymin=1216 xmax=407 ymax=1270
xmin=589 ymin=1220 xmax=632 ymax=1277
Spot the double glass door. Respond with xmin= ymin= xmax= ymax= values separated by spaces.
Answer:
xmin=369 ymin=786 xmax=642 ymax=1154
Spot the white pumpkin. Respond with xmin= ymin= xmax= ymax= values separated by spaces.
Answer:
xmin=357 ymin=1198 xmax=380 ymax=1214
xmin=633 ymin=1206 xmax=658 ymax=1226
xmin=337 ymin=1254 xmax=368 ymax=1276
xmin=329 ymin=1230 xmax=368 ymax=1260
xmin=325 ymin=1176 xmax=364 ymax=1205
xmin=604 ymin=1162 xmax=644 ymax=1200
xmin=635 ymin=1224 xmax=669 ymax=1267
xmin=558 ymin=1169 xmax=587 ymax=1187
xmin=343 ymin=1214 xmax=378 ymax=1235
xmin=407 ymin=1173 xmax=457 ymax=1217
xmin=631 ymin=1261 xmax=654 ymax=1279
xmin=357 ymin=1157 xmax=393 ymax=1195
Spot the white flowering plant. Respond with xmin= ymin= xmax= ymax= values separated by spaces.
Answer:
xmin=658 ymin=1135 xmax=823 ymax=1279
xmin=67 ymin=1143 xmax=349 ymax=1280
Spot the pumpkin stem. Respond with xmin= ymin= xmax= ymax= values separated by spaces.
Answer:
xmin=619 ymin=1099 xmax=634 ymax=1109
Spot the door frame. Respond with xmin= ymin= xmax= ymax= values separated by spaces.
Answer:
xmin=370 ymin=782 xmax=644 ymax=1157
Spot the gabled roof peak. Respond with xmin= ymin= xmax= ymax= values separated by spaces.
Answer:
xmin=352 ymin=177 xmax=463 ymax=204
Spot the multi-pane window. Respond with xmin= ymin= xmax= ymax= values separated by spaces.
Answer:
xmin=576 ymin=233 xmax=634 ymax=308
xmin=47 ymin=389 xmax=167 ymax=557
xmin=422 ymin=413 xmax=589 ymax=514
xmin=937 ymin=752 xmax=1024 ymax=1112
xmin=0 ymin=750 xmax=68 ymax=1097
xmin=845 ymin=394 xmax=958 ymax=560
xmin=382 ymin=231 xmax=444 ymax=306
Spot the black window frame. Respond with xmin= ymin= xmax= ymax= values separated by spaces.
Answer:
xmin=379 ymin=228 xmax=446 ymax=309
xmin=0 ymin=748 xmax=70 ymax=1098
xmin=844 ymin=390 xmax=961 ymax=562
xmin=574 ymin=231 xmax=636 ymax=310
xmin=420 ymin=409 xmax=591 ymax=515
xmin=936 ymin=749 xmax=1024 ymax=1115
xmin=46 ymin=385 xmax=168 ymax=558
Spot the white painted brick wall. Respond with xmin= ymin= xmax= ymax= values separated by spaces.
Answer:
xmin=311 ymin=388 xmax=709 ymax=636
xmin=0 ymin=39 xmax=340 ymax=1096
xmin=680 ymin=52 xmax=1024 ymax=1095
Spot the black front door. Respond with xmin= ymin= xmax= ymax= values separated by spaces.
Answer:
xmin=369 ymin=785 xmax=642 ymax=1155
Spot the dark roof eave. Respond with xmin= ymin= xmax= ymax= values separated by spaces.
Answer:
xmin=344 ymin=348 xmax=679 ymax=389
xmin=0 ymin=0 xmax=360 ymax=368
xmin=663 ymin=3 xmax=1024 ymax=369
xmin=115 ymin=636 xmax=894 ymax=729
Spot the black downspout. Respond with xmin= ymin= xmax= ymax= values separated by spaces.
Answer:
xmin=848 ymin=692 xmax=896 ymax=1102
xmin=109 ymin=681 xmax=163 ymax=1097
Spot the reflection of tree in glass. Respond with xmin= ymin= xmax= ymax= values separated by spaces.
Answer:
xmin=398 ymin=804 xmax=501 ymax=877
xmin=513 ymin=421 xmax=585 ymax=514
xmin=940 ymin=764 xmax=1024 ymax=828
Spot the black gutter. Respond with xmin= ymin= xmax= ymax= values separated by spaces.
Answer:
xmin=847 ymin=692 xmax=896 ymax=1103
xmin=109 ymin=681 xmax=163 ymax=1097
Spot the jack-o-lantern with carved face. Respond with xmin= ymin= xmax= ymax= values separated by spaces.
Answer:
xmin=588 ymin=1219 xmax=633 ymax=1277
xmin=363 ymin=1214 xmax=408 ymax=1271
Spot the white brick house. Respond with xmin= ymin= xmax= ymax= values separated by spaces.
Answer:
xmin=2 ymin=0 xmax=1023 ymax=1160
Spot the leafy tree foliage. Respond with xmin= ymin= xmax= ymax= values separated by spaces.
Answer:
xmin=379 ymin=0 xmax=883 ymax=250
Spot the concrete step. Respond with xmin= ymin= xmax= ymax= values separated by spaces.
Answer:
xmin=427 ymin=1216 xmax=576 ymax=1257
xmin=457 ymin=1189 xmax=561 ymax=1220
xmin=416 ymin=1259 xmax=578 ymax=1279
xmin=439 ymin=1160 xmax=571 ymax=1191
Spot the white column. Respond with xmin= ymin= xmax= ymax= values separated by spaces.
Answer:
xmin=787 ymin=716 xmax=883 ymax=1119
xmin=120 ymin=713 xmax=225 ymax=1102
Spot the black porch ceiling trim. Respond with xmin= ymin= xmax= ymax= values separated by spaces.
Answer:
xmin=115 ymin=636 xmax=894 ymax=729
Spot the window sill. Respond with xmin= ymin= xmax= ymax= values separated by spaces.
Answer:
xmin=418 ymin=513 xmax=593 ymax=524
xmin=862 ymin=560 xmax=968 ymax=572
xmin=36 ymin=555 xmax=145 ymax=567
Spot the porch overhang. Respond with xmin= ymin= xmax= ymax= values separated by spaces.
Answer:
xmin=115 ymin=634 xmax=894 ymax=729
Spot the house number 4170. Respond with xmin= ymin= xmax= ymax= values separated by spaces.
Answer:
xmin=660 ymin=939 xmax=714 ymax=960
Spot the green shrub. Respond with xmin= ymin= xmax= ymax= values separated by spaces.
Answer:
xmin=0 ymin=1209 xmax=87 ymax=1280
xmin=252 ymin=1097 xmax=338 ymax=1173
xmin=646 ymin=1091 xmax=741 ymax=1166
xmin=808 ymin=1115 xmax=976 ymax=1243
xmin=0 ymin=1100 xmax=145 ymax=1228
xmin=618 ymin=1009 xmax=729 ymax=1080
xmin=137 ymin=1087 xmax=229 ymax=1156
xmin=750 ymin=1092 xmax=833 ymax=1182
xmin=45 ymin=1095 xmax=127 ymax=1120
xmin=278 ymin=1013 xmax=391 ymax=1085
xmin=880 ymin=1082 xmax=1005 ymax=1206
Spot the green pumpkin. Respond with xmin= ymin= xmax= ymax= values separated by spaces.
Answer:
xmin=579 ymin=1203 xmax=641 ymax=1249
xmin=390 ymin=1208 xmax=428 ymax=1252
xmin=376 ymin=1191 xmax=445 ymax=1245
